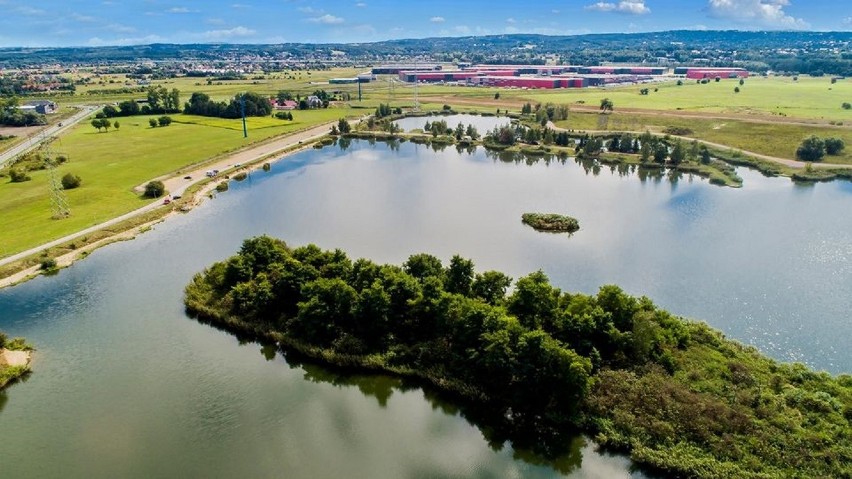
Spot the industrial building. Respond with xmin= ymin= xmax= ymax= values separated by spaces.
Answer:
xmin=674 ymin=67 xmax=749 ymax=79
xmin=371 ymin=64 xmax=442 ymax=75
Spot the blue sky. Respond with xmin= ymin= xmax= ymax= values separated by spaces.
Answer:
xmin=0 ymin=0 xmax=849 ymax=47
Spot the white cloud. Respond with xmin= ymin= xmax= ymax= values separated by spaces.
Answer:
xmin=430 ymin=16 xmax=445 ymax=23
xmin=585 ymin=1 xmax=650 ymax=14
xmin=71 ymin=13 xmax=97 ymax=23
xmin=200 ymin=26 xmax=256 ymax=40
xmin=107 ymin=23 xmax=137 ymax=33
xmin=88 ymin=34 xmax=165 ymax=46
xmin=15 ymin=6 xmax=46 ymax=16
xmin=308 ymin=14 xmax=344 ymax=25
xmin=506 ymin=17 xmax=516 ymax=24
xmin=167 ymin=7 xmax=196 ymax=14
xmin=706 ymin=0 xmax=809 ymax=28
xmin=355 ymin=2 xmax=367 ymax=7
xmin=840 ymin=16 xmax=851 ymax=26
xmin=206 ymin=17 xmax=226 ymax=25
xmin=298 ymin=6 xmax=320 ymax=14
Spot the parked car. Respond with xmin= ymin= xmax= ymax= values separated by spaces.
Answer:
xmin=184 ymin=175 xmax=192 ymax=180
xmin=163 ymin=198 xmax=171 ymax=205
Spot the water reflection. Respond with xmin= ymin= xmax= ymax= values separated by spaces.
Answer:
xmin=262 ymin=341 xmax=593 ymax=477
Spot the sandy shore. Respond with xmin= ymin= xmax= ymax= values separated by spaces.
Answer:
xmin=0 ymin=349 xmax=32 ymax=368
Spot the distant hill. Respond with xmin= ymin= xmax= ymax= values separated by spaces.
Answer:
xmin=1 ymin=31 xmax=850 ymax=75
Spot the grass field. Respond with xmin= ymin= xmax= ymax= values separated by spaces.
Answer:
xmin=554 ymin=111 xmax=852 ymax=164
xmin=412 ymin=76 xmax=852 ymax=121
xmin=0 ymin=108 xmax=353 ymax=258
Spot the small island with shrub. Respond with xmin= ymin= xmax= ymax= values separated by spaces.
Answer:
xmin=521 ymin=213 xmax=580 ymax=233
xmin=0 ymin=332 xmax=33 ymax=390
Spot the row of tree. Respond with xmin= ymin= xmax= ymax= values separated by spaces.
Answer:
xmin=0 ymin=97 xmax=46 ymax=127
xmin=422 ymin=120 xmax=480 ymax=140
xmin=183 ymin=91 xmax=273 ymax=119
xmin=796 ymin=136 xmax=845 ymax=162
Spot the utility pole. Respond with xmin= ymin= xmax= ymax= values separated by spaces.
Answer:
xmin=240 ymin=93 xmax=248 ymax=138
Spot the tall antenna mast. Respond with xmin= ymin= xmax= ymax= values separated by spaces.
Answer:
xmin=43 ymin=138 xmax=70 ymax=219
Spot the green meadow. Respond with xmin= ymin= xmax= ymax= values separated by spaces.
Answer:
xmin=0 ymin=108 xmax=353 ymax=258
xmin=554 ymin=112 xmax=852 ymax=164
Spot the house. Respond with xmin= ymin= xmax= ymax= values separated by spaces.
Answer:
xmin=306 ymin=96 xmax=322 ymax=108
xmin=24 ymin=100 xmax=58 ymax=114
xmin=270 ymin=99 xmax=298 ymax=110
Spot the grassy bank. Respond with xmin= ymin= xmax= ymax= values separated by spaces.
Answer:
xmin=554 ymin=111 xmax=852 ymax=165
xmin=185 ymin=237 xmax=852 ymax=479
xmin=0 ymin=108 xmax=352 ymax=258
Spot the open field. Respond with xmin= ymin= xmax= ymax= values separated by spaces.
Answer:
xmin=554 ymin=111 xmax=852 ymax=164
xmin=409 ymin=76 xmax=852 ymax=122
xmin=0 ymin=108 xmax=354 ymax=258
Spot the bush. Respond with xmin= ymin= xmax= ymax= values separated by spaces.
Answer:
xmin=40 ymin=258 xmax=57 ymax=271
xmin=216 ymin=181 xmax=229 ymax=192
xmin=158 ymin=116 xmax=172 ymax=127
xmin=144 ymin=180 xmax=165 ymax=198
xmin=842 ymin=102 xmax=851 ymax=110
xmin=825 ymin=137 xmax=845 ymax=155
xmin=442 ymin=104 xmax=452 ymax=111
xmin=796 ymin=136 xmax=825 ymax=162
xmin=61 ymin=173 xmax=82 ymax=190
xmin=149 ymin=118 xmax=158 ymax=128
xmin=9 ymin=169 xmax=30 ymax=183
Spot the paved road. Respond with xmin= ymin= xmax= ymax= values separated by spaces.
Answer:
xmin=0 ymin=105 xmax=98 ymax=168
xmin=0 ymin=121 xmax=338 ymax=268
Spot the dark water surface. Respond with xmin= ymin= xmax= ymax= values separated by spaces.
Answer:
xmin=1 ymin=139 xmax=850 ymax=478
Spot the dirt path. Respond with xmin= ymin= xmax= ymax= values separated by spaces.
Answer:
xmin=546 ymin=122 xmax=852 ymax=170
xmin=0 ymin=120 xmax=342 ymax=274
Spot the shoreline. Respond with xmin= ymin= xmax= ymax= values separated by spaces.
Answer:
xmin=0 ymin=121 xmax=342 ymax=290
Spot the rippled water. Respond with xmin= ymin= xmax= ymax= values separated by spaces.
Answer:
xmin=1 ymin=138 xmax=850 ymax=478
xmin=393 ymin=114 xmax=511 ymax=134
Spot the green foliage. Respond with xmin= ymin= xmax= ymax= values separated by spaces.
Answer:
xmin=843 ymin=102 xmax=851 ymax=110
xmin=143 ymin=180 xmax=165 ymax=198
xmin=184 ymin=91 xmax=272 ymax=118
xmin=9 ymin=168 xmax=30 ymax=183
xmin=158 ymin=116 xmax=172 ymax=127
xmin=149 ymin=118 xmax=158 ymax=128
xmin=521 ymin=213 xmax=580 ymax=233
xmin=796 ymin=135 xmax=826 ymax=162
xmin=185 ymin=239 xmax=852 ymax=479
xmin=61 ymin=173 xmax=82 ymax=190
xmin=215 ymin=181 xmax=229 ymax=192
xmin=825 ymin=137 xmax=845 ymax=155
xmin=374 ymin=103 xmax=392 ymax=119
xmin=599 ymin=98 xmax=614 ymax=113
xmin=40 ymin=258 xmax=57 ymax=271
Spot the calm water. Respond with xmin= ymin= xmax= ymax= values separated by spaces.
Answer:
xmin=1 ymin=139 xmax=851 ymax=478
xmin=393 ymin=114 xmax=511 ymax=133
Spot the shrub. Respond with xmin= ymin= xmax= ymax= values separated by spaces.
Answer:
xmin=662 ymin=126 xmax=693 ymax=136
xmin=796 ymin=136 xmax=825 ymax=162
xmin=40 ymin=258 xmax=57 ymax=271
xmin=9 ymin=169 xmax=31 ymax=183
xmin=61 ymin=173 xmax=82 ymax=190
xmin=158 ymin=116 xmax=172 ymax=127
xmin=216 ymin=181 xmax=229 ymax=192
xmin=842 ymin=102 xmax=851 ymax=110
xmin=734 ymin=86 xmax=740 ymax=93
xmin=442 ymin=104 xmax=452 ymax=111
xmin=149 ymin=118 xmax=158 ymax=128
xmin=825 ymin=137 xmax=845 ymax=155
xmin=144 ymin=180 xmax=165 ymax=198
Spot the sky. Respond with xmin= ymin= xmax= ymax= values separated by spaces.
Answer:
xmin=0 ymin=0 xmax=849 ymax=48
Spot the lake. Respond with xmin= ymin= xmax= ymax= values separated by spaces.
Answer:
xmin=393 ymin=113 xmax=511 ymax=134
xmin=1 ymin=138 xmax=850 ymax=478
